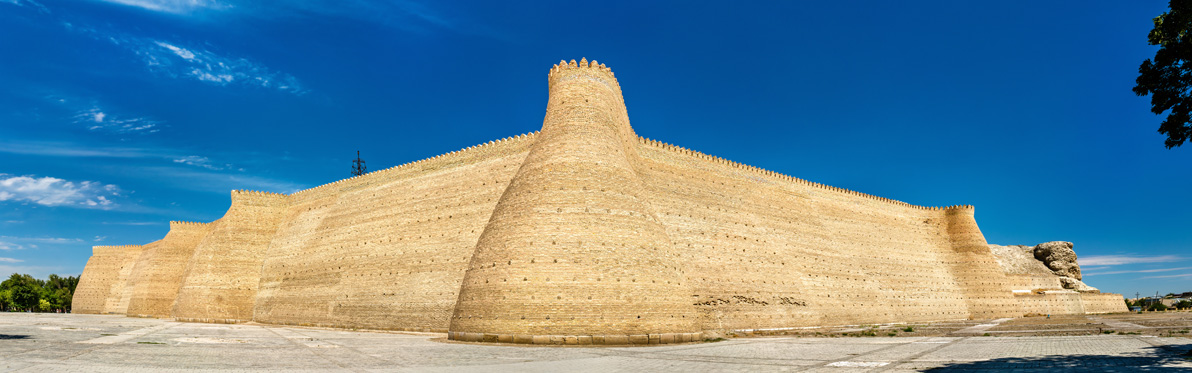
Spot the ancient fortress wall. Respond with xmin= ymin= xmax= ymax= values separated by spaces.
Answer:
xmin=124 ymin=221 xmax=211 ymax=318
xmin=634 ymin=140 xmax=1022 ymax=332
xmin=253 ymin=133 xmax=535 ymax=331
xmin=74 ymin=58 xmax=1124 ymax=343
xmin=171 ymin=191 xmax=289 ymax=323
xmin=72 ymin=245 xmax=136 ymax=314
xmin=102 ymin=245 xmax=145 ymax=314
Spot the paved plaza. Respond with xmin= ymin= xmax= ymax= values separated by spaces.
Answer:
xmin=1 ymin=313 xmax=1190 ymax=372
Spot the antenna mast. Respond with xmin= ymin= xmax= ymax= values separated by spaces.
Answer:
xmin=352 ymin=150 xmax=367 ymax=176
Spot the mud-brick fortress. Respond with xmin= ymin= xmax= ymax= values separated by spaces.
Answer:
xmin=73 ymin=58 xmax=1125 ymax=345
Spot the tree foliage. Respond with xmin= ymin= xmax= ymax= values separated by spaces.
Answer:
xmin=0 ymin=273 xmax=79 ymax=312
xmin=1135 ymin=1 xmax=1192 ymax=148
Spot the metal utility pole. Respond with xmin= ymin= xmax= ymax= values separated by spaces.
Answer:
xmin=352 ymin=150 xmax=367 ymax=176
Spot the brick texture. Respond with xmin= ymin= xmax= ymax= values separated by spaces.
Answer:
xmin=72 ymin=58 xmax=1125 ymax=342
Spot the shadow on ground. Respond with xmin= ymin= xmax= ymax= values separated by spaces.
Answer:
xmin=926 ymin=343 xmax=1192 ymax=371
xmin=0 ymin=334 xmax=30 ymax=339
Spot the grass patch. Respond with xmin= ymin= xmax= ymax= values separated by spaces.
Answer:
xmin=887 ymin=332 xmax=898 ymax=337
xmin=903 ymin=326 xmax=914 ymax=332
xmin=703 ymin=337 xmax=726 ymax=343
xmin=100 ymin=334 xmax=116 ymax=336
xmin=136 ymin=341 xmax=164 ymax=344
xmin=983 ymin=333 xmax=991 ymax=337
xmin=1102 ymin=330 xmax=1115 ymax=334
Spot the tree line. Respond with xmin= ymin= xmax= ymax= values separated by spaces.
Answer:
xmin=0 ymin=273 xmax=78 ymax=313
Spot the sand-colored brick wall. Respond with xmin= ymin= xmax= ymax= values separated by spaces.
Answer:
xmin=100 ymin=245 xmax=145 ymax=314
xmin=1080 ymin=293 xmax=1128 ymax=314
xmin=73 ymin=245 xmax=135 ymax=314
xmin=252 ymin=133 xmax=535 ymax=331
xmin=77 ymin=59 xmax=1125 ymax=341
xmin=634 ymin=139 xmax=1023 ymax=332
xmin=450 ymin=59 xmax=701 ymax=342
xmin=124 ymin=221 xmax=211 ymax=318
xmin=171 ymin=191 xmax=288 ymax=322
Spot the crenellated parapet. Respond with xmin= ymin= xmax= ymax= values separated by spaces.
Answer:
xmin=637 ymin=136 xmax=977 ymax=212
xmin=548 ymin=58 xmax=620 ymax=93
xmin=290 ymin=131 xmax=540 ymax=200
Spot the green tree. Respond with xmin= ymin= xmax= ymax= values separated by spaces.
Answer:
xmin=1134 ymin=1 xmax=1192 ymax=148
xmin=1177 ymin=300 xmax=1192 ymax=310
xmin=1148 ymin=303 xmax=1170 ymax=312
xmin=2 ymin=274 xmax=39 ymax=311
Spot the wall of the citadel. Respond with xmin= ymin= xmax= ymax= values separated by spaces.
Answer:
xmin=124 ymin=221 xmax=211 ymax=318
xmin=74 ymin=59 xmax=1127 ymax=343
xmin=1080 ymin=292 xmax=1128 ymax=314
xmin=633 ymin=139 xmax=1021 ymax=332
xmin=171 ymin=191 xmax=289 ymax=323
xmin=450 ymin=60 xmax=703 ymax=344
xmin=102 ymin=245 xmax=145 ymax=314
xmin=73 ymin=245 xmax=138 ymax=314
xmin=252 ymin=133 xmax=536 ymax=331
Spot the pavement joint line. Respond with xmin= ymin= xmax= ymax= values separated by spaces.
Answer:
xmin=1089 ymin=316 xmax=1151 ymax=329
xmin=264 ymin=326 xmax=369 ymax=373
xmin=870 ymin=337 xmax=968 ymax=372
xmin=810 ymin=337 xmax=938 ymax=370
xmin=948 ymin=317 xmax=1013 ymax=335
xmin=279 ymin=327 xmax=407 ymax=368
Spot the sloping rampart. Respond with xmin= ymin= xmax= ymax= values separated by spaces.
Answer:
xmin=172 ymin=191 xmax=288 ymax=323
xmin=125 ymin=221 xmax=211 ymax=318
xmin=253 ymin=133 xmax=537 ymax=331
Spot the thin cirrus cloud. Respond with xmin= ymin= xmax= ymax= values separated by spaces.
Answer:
xmin=74 ymin=106 xmax=160 ymax=134
xmin=98 ymin=0 xmax=231 ymax=14
xmin=66 ymin=24 xmax=304 ymax=94
xmin=95 ymin=0 xmax=472 ymax=36
xmin=0 ymin=140 xmax=234 ymax=172
xmin=1082 ymin=266 xmax=1192 ymax=277
xmin=0 ymin=236 xmax=84 ymax=250
xmin=1140 ymin=273 xmax=1192 ymax=280
xmin=173 ymin=155 xmax=231 ymax=170
xmin=1077 ymin=255 xmax=1183 ymax=267
xmin=0 ymin=174 xmax=121 ymax=208
xmin=0 ymin=0 xmax=49 ymax=13
xmin=0 ymin=257 xmax=23 ymax=263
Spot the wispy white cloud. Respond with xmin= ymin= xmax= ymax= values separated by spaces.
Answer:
xmin=0 ymin=257 xmax=23 ymax=263
xmin=101 ymin=221 xmax=162 ymax=226
xmin=93 ymin=236 xmax=107 ymax=242
xmin=0 ymin=264 xmax=70 ymax=279
xmin=1078 ymin=255 xmax=1183 ymax=266
xmin=1084 ymin=266 xmax=1192 ymax=276
xmin=0 ymin=174 xmax=121 ymax=208
xmin=140 ymin=166 xmax=305 ymax=194
xmin=92 ymin=0 xmax=483 ymax=37
xmin=1 ymin=0 xmax=49 ymax=13
xmin=173 ymin=155 xmax=227 ymax=170
xmin=0 ymin=236 xmax=83 ymax=250
xmin=74 ymin=106 xmax=160 ymax=134
xmin=0 ymin=140 xmax=236 ymax=172
xmin=0 ymin=241 xmax=25 ymax=251
xmin=1140 ymin=273 xmax=1192 ymax=280
xmin=98 ymin=0 xmax=230 ymax=14
xmin=66 ymin=24 xmax=304 ymax=93
xmin=134 ymin=39 xmax=304 ymax=93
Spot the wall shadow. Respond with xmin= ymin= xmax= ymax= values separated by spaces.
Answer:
xmin=925 ymin=342 xmax=1192 ymax=372
xmin=0 ymin=334 xmax=31 ymax=340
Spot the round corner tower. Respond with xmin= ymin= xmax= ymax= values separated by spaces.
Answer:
xmin=448 ymin=59 xmax=701 ymax=345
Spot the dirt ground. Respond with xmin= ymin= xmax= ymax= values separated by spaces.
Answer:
xmin=739 ymin=310 xmax=1192 ymax=339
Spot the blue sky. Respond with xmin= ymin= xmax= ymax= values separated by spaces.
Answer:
xmin=0 ymin=0 xmax=1187 ymax=298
